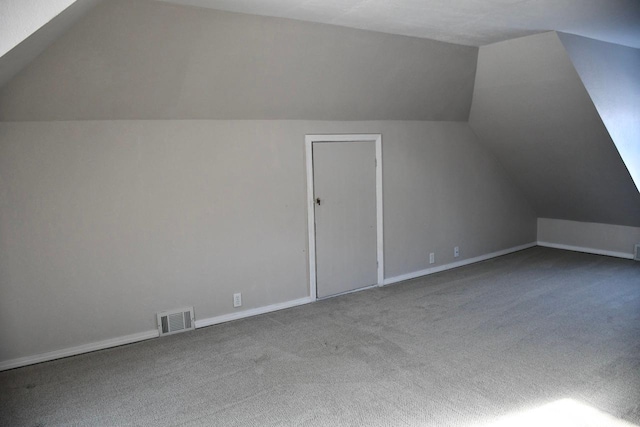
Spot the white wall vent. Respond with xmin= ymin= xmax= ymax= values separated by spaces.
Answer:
xmin=157 ymin=307 xmax=195 ymax=336
xmin=635 ymin=244 xmax=640 ymax=261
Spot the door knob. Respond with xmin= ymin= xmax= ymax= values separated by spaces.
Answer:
xmin=316 ymin=198 xmax=321 ymax=206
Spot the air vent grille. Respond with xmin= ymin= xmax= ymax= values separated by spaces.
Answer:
xmin=157 ymin=307 xmax=195 ymax=336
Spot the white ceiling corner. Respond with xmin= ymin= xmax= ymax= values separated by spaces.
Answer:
xmin=0 ymin=0 xmax=103 ymax=88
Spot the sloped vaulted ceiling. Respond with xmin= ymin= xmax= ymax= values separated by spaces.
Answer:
xmin=558 ymin=33 xmax=640 ymax=191
xmin=0 ymin=0 xmax=477 ymax=121
xmin=3 ymin=0 xmax=639 ymax=92
xmin=469 ymin=31 xmax=640 ymax=227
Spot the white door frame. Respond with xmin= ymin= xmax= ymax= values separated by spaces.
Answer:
xmin=305 ymin=134 xmax=384 ymax=300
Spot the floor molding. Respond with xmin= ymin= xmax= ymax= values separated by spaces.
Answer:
xmin=537 ymin=241 xmax=634 ymax=260
xmin=1 ymin=240 xmax=632 ymax=372
xmin=0 ymin=329 xmax=159 ymax=372
xmin=3 ymin=243 xmax=557 ymax=372
xmin=382 ymin=242 xmax=537 ymax=286
xmin=1 ymin=297 xmax=316 ymax=372
xmin=194 ymin=297 xmax=315 ymax=329
xmin=317 ymin=284 xmax=378 ymax=301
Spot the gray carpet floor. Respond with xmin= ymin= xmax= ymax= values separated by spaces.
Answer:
xmin=1 ymin=247 xmax=639 ymax=426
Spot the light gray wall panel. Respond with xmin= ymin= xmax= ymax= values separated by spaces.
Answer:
xmin=0 ymin=0 xmax=477 ymax=121
xmin=538 ymin=218 xmax=640 ymax=256
xmin=0 ymin=120 xmax=536 ymax=363
xmin=469 ymin=32 xmax=640 ymax=227
xmin=381 ymin=122 xmax=536 ymax=278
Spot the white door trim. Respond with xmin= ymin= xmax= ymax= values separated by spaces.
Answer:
xmin=305 ymin=134 xmax=384 ymax=300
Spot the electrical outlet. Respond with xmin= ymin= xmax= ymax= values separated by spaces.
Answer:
xmin=429 ymin=253 xmax=435 ymax=264
xmin=233 ymin=293 xmax=242 ymax=308
xmin=454 ymin=246 xmax=459 ymax=258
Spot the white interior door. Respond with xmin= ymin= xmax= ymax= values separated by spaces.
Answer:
xmin=313 ymin=141 xmax=378 ymax=298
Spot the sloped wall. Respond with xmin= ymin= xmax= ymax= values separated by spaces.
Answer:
xmin=559 ymin=33 xmax=640 ymax=191
xmin=469 ymin=31 xmax=640 ymax=227
xmin=0 ymin=0 xmax=477 ymax=121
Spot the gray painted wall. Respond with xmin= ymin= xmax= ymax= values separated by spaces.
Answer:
xmin=0 ymin=0 xmax=477 ymax=121
xmin=559 ymin=33 xmax=640 ymax=191
xmin=0 ymin=120 xmax=536 ymax=363
xmin=538 ymin=218 xmax=640 ymax=257
xmin=469 ymin=32 xmax=640 ymax=227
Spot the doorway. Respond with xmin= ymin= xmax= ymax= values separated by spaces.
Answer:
xmin=305 ymin=134 xmax=383 ymax=299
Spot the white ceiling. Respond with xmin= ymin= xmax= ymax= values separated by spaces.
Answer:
xmin=156 ymin=0 xmax=640 ymax=48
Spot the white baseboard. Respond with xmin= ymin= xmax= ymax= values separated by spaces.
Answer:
xmin=383 ymin=242 xmax=537 ymax=286
xmin=1 ymin=244 xmax=555 ymax=372
xmin=2 ymin=240 xmax=630 ymax=372
xmin=194 ymin=296 xmax=314 ymax=329
xmin=1 ymin=296 xmax=315 ymax=372
xmin=10 ymin=242 xmax=595 ymax=372
xmin=0 ymin=329 xmax=159 ymax=372
xmin=317 ymin=284 xmax=378 ymax=300
xmin=537 ymin=241 xmax=634 ymax=260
